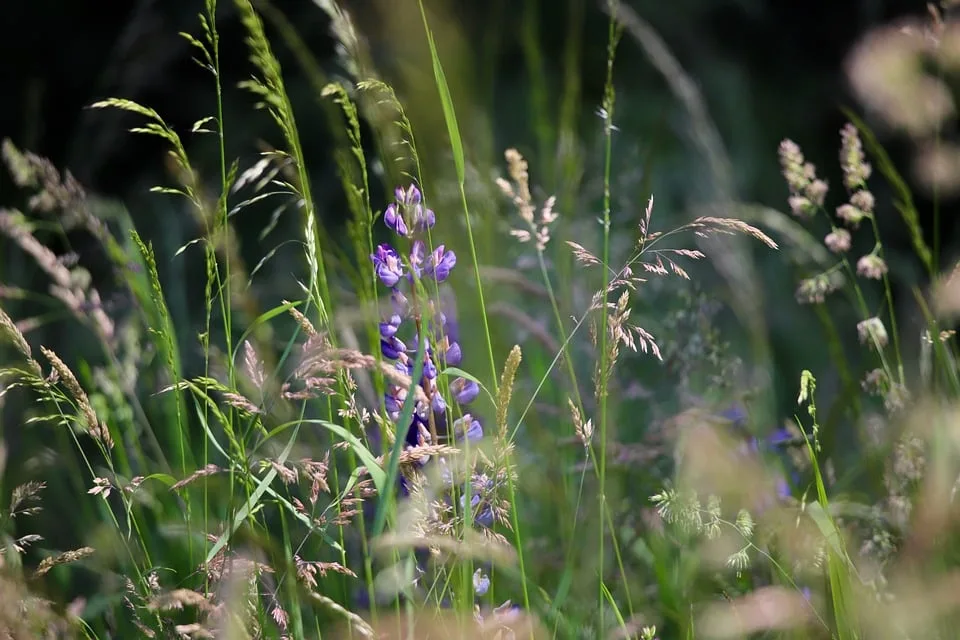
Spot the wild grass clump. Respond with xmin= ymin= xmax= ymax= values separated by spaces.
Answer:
xmin=5 ymin=0 xmax=960 ymax=638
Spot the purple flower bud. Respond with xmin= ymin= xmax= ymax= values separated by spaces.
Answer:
xmin=383 ymin=203 xmax=409 ymax=236
xmin=454 ymin=414 xmax=483 ymax=441
xmin=473 ymin=569 xmax=490 ymax=597
xmin=381 ymin=336 xmax=406 ymax=360
xmin=451 ymin=377 xmax=480 ymax=405
xmin=399 ymin=184 xmax=422 ymax=207
xmin=428 ymin=245 xmax=456 ymax=282
xmin=444 ymin=341 xmax=462 ymax=366
xmin=379 ymin=314 xmax=402 ymax=339
xmin=371 ymin=244 xmax=404 ymax=288
xmin=413 ymin=206 xmax=436 ymax=231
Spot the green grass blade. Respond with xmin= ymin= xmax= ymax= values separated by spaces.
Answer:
xmin=372 ymin=331 xmax=427 ymax=537
xmin=205 ymin=422 xmax=301 ymax=564
xmin=416 ymin=0 xmax=465 ymax=184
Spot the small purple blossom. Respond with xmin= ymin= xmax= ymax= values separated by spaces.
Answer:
xmin=444 ymin=341 xmax=462 ymax=366
xmin=427 ymin=245 xmax=457 ymax=282
xmin=454 ymin=414 xmax=483 ymax=442
xmin=383 ymin=203 xmax=409 ymax=236
xmin=414 ymin=206 xmax=436 ymax=231
xmin=379 ymin=314 xmax=402 ymax=339
xmin=371 ymin=244 xmax=404 ymax=287
xmin=473 ymin=569 xmax=490 ymax=597
xmin=381 ymin=336 xmax=406 ymax=360
xmin=451 ymin=377 xmax=480 ymax=405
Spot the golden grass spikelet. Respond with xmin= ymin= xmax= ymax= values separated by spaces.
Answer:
xmin=0 ymin=305 xmax=36 ymax=366
xmin=496 ymin=345 xmax=522 ymax=439
xmin=148 ymin=589 xmax=215 ymax=612
xmin=309 ymin=592 xmax=375 ymax=638
xmin=34 ymin=546 xmax=95 ymax=577
xmin=171 ymin=464 xmax=223 ymax=491
xmin=39 ymin=346 xmax=100 ymax=435
xmin=285 ymin=300 xmax=317 ymax=337
xmin=689 ymin=216 xmax=779 ymax=249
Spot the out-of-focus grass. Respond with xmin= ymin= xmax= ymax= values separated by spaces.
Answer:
xmin=2 ymin=1 xmax=960 ymax=639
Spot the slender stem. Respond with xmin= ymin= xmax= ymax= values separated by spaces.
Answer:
xmin=597 ymin=5 xmax=619 ymax=630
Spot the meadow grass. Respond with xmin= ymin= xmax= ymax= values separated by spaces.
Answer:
xmin=3 ymin=1 xmax=960 ymax=639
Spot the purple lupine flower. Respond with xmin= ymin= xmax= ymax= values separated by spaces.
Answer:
xmin=460 ymin=489 xmax=495 ymax=528
xmin=371 ymin=244 xmax=404 ymax=287
xmin=473 ymin=569 xmax=490 ymax=597
xmin=451 ymin=377 xmax=480 ymax=405
xmin=427 ymin=245 xmax=457 ymax=282
xmin=454 ymin=414 xmax=483 ymax=442
xmin=384 ymin=203 xmax=409 ymax=236
xmin=475 ymin=503 xmax=494 ymax=528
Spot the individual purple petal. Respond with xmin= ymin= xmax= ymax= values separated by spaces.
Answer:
xmin=385 ymin=392 xmax=401 ymax=414
xmin=444 ymin=341 xmax=462 ymax=366
xmin=451 ymin=377 xmax=479 ymax=404
xmin=379 ymin=314 xmax=402 ymax=339
xmin=383 ymin=203 xmax=409 ymax=236
xmin=454 ymin=414 xmax=483 ymax=441
xmin=371 ymin=244 xmax=404 ymax=287
xmin=473 ymin=504 xmax=493 ymax=529
xmin=409 ymin=240 xmax=426 ymax=279
xmin=423 ymin=356 xmax=437 ymax=380
xmin=473 ymin=569 xmax=490 ymax=596
xmin=431 ymin=392 xmax=446 ymax=414
xmin=401 ymin=184 xmax=422 ymax=207
xmin=768 ymin=426 xmax=793 ymax=446
xmin=413 ymin=206 xmax=435 ymax=231
xmin=381 ymin=336 xmax=406 ymax=360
